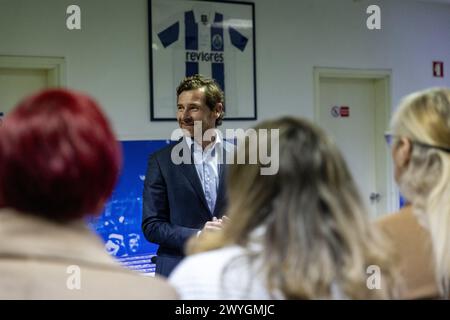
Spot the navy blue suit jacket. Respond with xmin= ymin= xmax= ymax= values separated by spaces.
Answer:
xmin=142 ymin=139 xmax=230 ymax=277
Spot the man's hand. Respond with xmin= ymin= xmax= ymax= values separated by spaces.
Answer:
xmin=197 ymin=217 xmax=230 ymax=237
xmin=203 ymin=217 xmax=223 ymax=232
xmin=221 ymin=215 xmax=230 ymax=225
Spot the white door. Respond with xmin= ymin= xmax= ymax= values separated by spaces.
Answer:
xmin=0 ymin=68 xmax=50 ymax=116
xmin=0 ymin=56 xmax=65 ymax=119
xmin=317 ymin=75 xmax=391 ymax=218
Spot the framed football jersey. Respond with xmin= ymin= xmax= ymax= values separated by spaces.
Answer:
xmin=149 ymin=0 xmax=257 ymax=121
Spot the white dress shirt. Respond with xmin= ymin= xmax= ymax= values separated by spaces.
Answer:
xmin=185 ymin=131 xmax=222 ymax=214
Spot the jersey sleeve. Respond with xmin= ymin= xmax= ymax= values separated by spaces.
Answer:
xmin=157 ymin=22 xmax=180 ymax=48
xmin=229 ymin=27 xmax=248 ymax=52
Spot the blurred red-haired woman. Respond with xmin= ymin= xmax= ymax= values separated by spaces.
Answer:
xmin=0 ymin=89 xmax=176 ymax=299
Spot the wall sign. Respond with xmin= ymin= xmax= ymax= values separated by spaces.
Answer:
xmin=331 ymin=105 xmax=350 ymax=118
xmin=433 ymin=61 xmax=444 ymax=78
xmin=340 ymin=106 xmax=349 ymax=117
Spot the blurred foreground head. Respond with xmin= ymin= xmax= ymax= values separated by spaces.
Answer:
xmin=0 ymin=89 xmax=121 ymax=221
xmin=189 ymin=116 xmax=396 ymax=299
xmin=390 ymin=88 xmax=450 ymax=296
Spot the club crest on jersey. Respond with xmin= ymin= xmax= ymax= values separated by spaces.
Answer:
xmin=212 ymin=34 xmax=223 ymax=50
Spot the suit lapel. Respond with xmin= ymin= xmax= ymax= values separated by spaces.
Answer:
xmin=175 ymin=139 xmax=233 ymax=218
xmin=213 ymin=143 xmax=231 ymax=217
xmin=180 ymin=162 xmax=211 ymax=215
xmin=176 ymin=140 xmax=211 ymax=216
xmin=213 ymin=167 xmax=225 ymax=217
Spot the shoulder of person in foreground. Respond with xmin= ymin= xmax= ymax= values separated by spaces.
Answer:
xmin=376 ymin=205 xmax=428 ymax=237
xmin=168 ymin=246 xmax=245 ymax=299
xmin=122 ymin=273 xmax=179 ymax=300
xmin=375 ymin=205 xmax=440 ymax=299
xmin=64 ymin=263 xmax=179 ymax=299
xmin=376 ymin=205 xmax=412 ymax=228
xmin=69 ymin=267 xmax=179 ymax=300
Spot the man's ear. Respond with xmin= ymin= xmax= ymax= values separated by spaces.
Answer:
xmin=395 ymin=137 xmax=413 ymax=169
xmin=214 ymin=103 xmax=223 ymax=119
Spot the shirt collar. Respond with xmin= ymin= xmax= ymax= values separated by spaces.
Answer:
xmin=185 ymin=129 xmax=223 ymax=152
xmin=191 ymin=6 xmax=215 ymax=25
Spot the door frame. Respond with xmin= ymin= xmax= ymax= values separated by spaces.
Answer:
xmin=0 ymin=55 xmax=66 ymax=87
xmin=313 ymin=67 xmax=398 ymax=217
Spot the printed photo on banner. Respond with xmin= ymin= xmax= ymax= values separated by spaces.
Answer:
xmin=149 ymin=0 xmax=256 ymax=120
xmin=88 ymin=140 xmax=170 ymax=276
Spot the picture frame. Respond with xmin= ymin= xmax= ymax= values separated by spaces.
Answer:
xmin=148 ymin=0 xmax=257 ymax=121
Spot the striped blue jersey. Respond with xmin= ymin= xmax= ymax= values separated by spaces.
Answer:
xmin=157 ymin=10 xmax=248 ymax=94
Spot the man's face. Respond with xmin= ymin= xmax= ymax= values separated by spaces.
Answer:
xmin=105 ymin=233 xmax=124 ymax=256
xmin=129 ymin=237 xmax=139 ymax=252
xmin=177 ymin=87 xmax=219 ymax=138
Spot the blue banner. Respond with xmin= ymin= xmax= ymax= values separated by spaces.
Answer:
xmin=88 ymin=140 xmax=171 ymax=275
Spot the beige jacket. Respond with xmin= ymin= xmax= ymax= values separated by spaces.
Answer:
xmin=376 ymin=205 xmax=440 ymax=299
xmin=0 ymin=208 xmax=177 ymax=299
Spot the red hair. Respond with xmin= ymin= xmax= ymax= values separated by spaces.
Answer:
xmin=0 ymin=89 xmax=122 ymax=220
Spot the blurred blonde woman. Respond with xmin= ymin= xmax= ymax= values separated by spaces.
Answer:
xmin=378 ymin=88 xmax=450 ymax=299
xmin=169 ymin=117 xmax=396 ymax=299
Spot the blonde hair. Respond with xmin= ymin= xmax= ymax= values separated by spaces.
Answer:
xmin=391 ymin=88 xmax=450 ymax=297
xmin=188 ymin=117 xmax=396 ymax=299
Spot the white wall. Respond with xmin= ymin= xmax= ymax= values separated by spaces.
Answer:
xmin=1 ymin=0 xmax=450 ymax=140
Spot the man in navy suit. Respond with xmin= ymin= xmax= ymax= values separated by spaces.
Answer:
xmin=142 ymin=75 xmax=232 ymax=277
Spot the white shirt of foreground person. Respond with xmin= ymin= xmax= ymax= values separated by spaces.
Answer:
xmin=169 ymin=246 xmax=278 ymax=299
xmin=169 ymin=226 xmax=346 ymax=300
xmin=169 ymin=226 xmax=278 ymax=299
